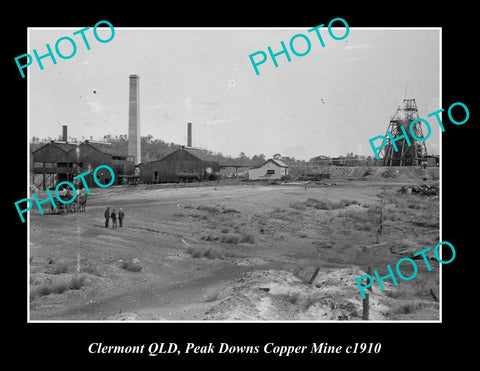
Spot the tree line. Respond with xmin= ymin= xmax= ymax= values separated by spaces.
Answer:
xmin=30 ymin=134 xmax=371 ymax=166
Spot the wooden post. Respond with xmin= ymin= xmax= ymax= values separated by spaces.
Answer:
xmin=367 ymin=266 xmax=373 ymax=292
xmin=375 ymin=200 xmax=384 ymax=244
xmin=309 ymin=267 xmax=321 ymax=284
xmin=362 ymin=294 xmax=370 ymax=320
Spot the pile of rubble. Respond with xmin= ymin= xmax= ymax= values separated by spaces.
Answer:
xmin=398 ymin=184 xmax=439 ymax=196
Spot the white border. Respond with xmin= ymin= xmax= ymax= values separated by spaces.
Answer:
xmin=27 ymin=26 xmax=442 ymax=324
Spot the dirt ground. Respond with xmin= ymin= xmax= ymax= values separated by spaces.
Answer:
xmin=29 ymin=168 xmax=440 ymax=321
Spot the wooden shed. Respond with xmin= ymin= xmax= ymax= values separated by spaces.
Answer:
xmin=31 ymin=140 xmax=134 ymax=189
xmin=248 ymin=159 xmax=289 ymax=180
xmin=138 ymin=146 xmax=220 ymax=183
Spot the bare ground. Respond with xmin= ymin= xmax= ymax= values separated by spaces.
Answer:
xmin=29 ymin=171 xmax=440 ymax=321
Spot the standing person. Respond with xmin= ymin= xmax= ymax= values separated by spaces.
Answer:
xmin=111 ymin=209 xmax=117 ymax=229
xmin=104 ymin=207 xmax=110 ymax=228
xmin=118 ymin=208 xmax=125 ymax=228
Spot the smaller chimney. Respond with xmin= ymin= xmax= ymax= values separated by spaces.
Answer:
xmin=62 ymin=125 xmax=68 ymax=142
xmin=187 ymin=122 xmax=192 ymax=147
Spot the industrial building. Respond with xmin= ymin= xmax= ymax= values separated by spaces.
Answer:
xmin=138 ymin=122 xmax=220 ymax=183
xmin=248 ymin=159 xmax=289 ymax=180
xmin=31 ymin=74 xmax=141 ymax=189
xmin=138 ymin=146 xmax=220 ymax=183
xmin=31 ymin=128 xmax=135 ymax=189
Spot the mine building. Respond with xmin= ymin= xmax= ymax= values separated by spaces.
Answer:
xmin=248 ymin=158 xmax=289 ymax=180
xmin=31 ymin=74 xmax=142 ymax=190
xmin=138 ymin=146 xmax=220 ymax=183
xmin=31 ymin=127 xmax=135 ymax=189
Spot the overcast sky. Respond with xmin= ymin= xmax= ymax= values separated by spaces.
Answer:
xmin=28 ymin=27 xmax=440 ymax=160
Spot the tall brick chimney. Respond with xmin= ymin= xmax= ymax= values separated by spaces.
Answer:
xmin=128 ymin=74 xmax=141 ymax=164
xmin=62 ymin=125 xmax=67 ymax=142
xmin=187 ymin=122 xmax=192 ymax=147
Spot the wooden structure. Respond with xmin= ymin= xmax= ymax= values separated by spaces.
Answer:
xmin=31 ymin=140 xmax=135 ymax=189
xmin=379 ymin=99 xmax=428 ymax=166
xmin=138 ymin=146 xmax=220 ymax=183
xmin=248 ymin=159 xmax=289 ymax=180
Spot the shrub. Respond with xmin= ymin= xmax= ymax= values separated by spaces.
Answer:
xmin=120 ymin=260 xmax=142 ymax=272
xmin=222 ymin=208 xmax=240 ymax=214
xmin=284 ymin=292 xmax=301 ymax=305
xmin=296 ymin=198 xmax=359 ymax=211
xmin=189 ymin=248 xmax=202 ymax=258
xmin=239 ymin=233 xmax=255 ymax=244
xmin=81 ymin=264 xmax=101 ymax=276
xmin=203 ymin=289 xmax=220 ymax=302
xmin=313 ymin=200 xmax=333 ymax=210
xmin=204 ymin=248 xmax=224 ymax=260
xmin=69 ymin=275 xmax=85 ymax=290
xmin=289 ymin=202 xmax=306 ymax=210
xmin=187 ymin=246 xmax=224 ymax=260
xmin=51 ymin=282 xmax=69 ymax=294
xmin=381 ymin=168 xmax=398 ymax=178
xmin=30 ymin=275 xmax=86 ymax=300
xmin=221 ymin=233 xmax=240 ymax=244
xmin=312 ymin=241 xmax=332 ymax=249
xmin=201 ymin=234 xmax=219 ymax=242
xmin=48 ymin=262 xmax=69 ymax=275
xmin=197 ymin=205 xmax=220 ymax=214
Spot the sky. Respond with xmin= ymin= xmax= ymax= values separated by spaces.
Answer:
xmin=28 ymin=26 xmax=440 ymax=160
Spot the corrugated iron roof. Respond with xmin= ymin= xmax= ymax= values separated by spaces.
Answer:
xmin=270 ymin=158 xmax=288 ymax=168
xmin=154 ymin=147 xmax=220 ymax=163
xmin=31 ymin=141 xmax=78 ymax=154
xmin=183 ymin=147 xmax=220 ymax=162
xmin=82 ymin=141 xmax=127 ymax=156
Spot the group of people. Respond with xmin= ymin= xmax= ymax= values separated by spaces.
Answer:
xmin=104 ymin=207 xmax=125 ymax=229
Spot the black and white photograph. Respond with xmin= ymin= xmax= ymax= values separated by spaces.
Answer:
xmin=26 ymin=26 xmax=441 ymax=322
xmin=8 ymin=6 xmax=476 ymax=364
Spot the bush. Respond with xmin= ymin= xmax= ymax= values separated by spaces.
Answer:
xmin=201 ymin=234 xmax=219 ymax=242
xmin=222 ymin=208 xmax=240 ymax=214
xmin=197 ymin=205 xmax=220 ymax=214
xmin=120 ymin=260 xmax=142 ymax=272
xmin=81 ymin=264 xmax=101 ymax=276
xmin=187 ymin=246 xmax=224 ymax=260
xmin=312 ymin=241 xmax=332 ymax=249
xmin=221 ymin=233 xmax=240 ymax=244
xmin=284 ymin=292 xmax=301 ymax=305
xmin=69 ymin=275 xmax=85 ymax=290
xmin=289 ymin=202 xmax=306 ymax=210
xmin=381 ymin=168 xmax=398 ymax=178
xmin=47 ymin=262 xmax=69 ymax=275
xmin=30 ymin=275 xmax=86 ymax=300
xmin=239 ymin=233 xmax=255 ymax=244
xmin=294 ymin=198 xmax=359 ymax=211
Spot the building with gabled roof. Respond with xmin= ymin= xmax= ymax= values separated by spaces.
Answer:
xmin=138 ymin=146 xmax=220 ymax=183
xmin=31 ymin=139 xmax=135 ymax=190
xmin=248 ymin=158 xmax=289 ymax=180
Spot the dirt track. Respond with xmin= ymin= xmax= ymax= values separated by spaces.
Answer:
xmin=29 ymin=173 xmax=440 ymax=321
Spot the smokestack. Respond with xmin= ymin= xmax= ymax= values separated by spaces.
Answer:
xmin=128 ymin=74 xmax=141 ymax=164
xmin=187 ymin=122 xmax=192 ymax=147
xmin=62 ymin=125 xmax=67 ymax=142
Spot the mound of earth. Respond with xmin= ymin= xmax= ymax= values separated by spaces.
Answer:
xmin=204 ymin=267 xmax=437 ymax=321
